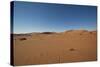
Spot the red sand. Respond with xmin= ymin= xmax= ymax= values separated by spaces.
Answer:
xmin=13 ymin=30 xmax=97 ymax=66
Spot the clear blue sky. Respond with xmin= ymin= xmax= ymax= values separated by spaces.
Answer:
xmin=13 ymin=1 xmax=97 ymax=33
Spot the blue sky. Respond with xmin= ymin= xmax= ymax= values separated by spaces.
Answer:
xmin=13 ymin=1 xmax=97 ymax=33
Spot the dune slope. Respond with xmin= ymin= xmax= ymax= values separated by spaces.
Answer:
xmin=13 ymin=30 xmax=97 ymax=65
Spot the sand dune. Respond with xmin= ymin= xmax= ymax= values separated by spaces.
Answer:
xmin=13 ymin=30 xmax=97 ymax=66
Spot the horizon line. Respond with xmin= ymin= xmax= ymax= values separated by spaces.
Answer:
xmin=12 ymin=29 xmax=97 ymax=34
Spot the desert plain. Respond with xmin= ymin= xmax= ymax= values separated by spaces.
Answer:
xmin=13 ymin=30 xmax=97 ymax=66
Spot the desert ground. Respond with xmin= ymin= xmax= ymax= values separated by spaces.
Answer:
xmin=13 ymin=30 xmax=97 ymax=66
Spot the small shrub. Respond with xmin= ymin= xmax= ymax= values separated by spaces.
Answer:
xmin=89 ymin=32 xmax=93 ymax=34
xmin=19 ymin=38 xmax=27 ymax=41
xmin=80 ymin=33 xmax=82 ymax=35
xmin=69 ymin=48 xmax=75 ymax=51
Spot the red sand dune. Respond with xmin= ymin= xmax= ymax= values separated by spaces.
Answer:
xmin=13 ymin=30 xmax=97 ymax=66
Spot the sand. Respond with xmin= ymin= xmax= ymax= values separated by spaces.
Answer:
xmin=13 ymin=30 xmax=97 ymax=66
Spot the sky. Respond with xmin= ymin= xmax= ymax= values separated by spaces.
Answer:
xmin=12 ymin=1 xmax=97 ymax=33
